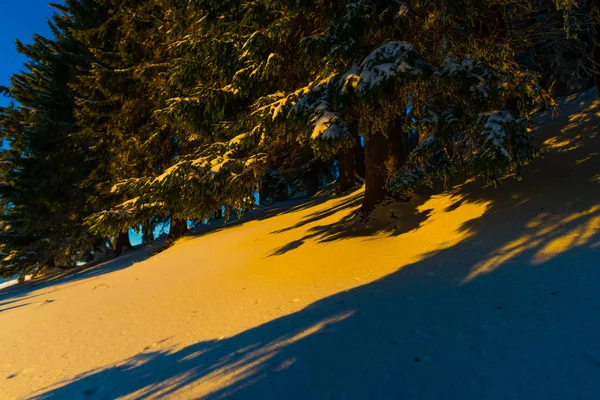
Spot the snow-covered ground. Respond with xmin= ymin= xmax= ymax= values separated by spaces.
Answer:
xmin=0 ymin=278 xmax=18 ymax=291
xmin=0 ymin=275 xmax=31 ymax=291
xmin=1 ymin=90 xmax=599 ymax=400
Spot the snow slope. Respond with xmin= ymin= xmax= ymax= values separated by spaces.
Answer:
xmin=0 ymin=275 xmax=30 ymax=291
xmin=0 ymin=90 xmax=599 ymax=400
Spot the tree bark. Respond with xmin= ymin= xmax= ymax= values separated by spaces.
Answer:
xmin=337 ymin=147 xmax=359 ymax=192
xmin=92 ymin=236 xmax=110 ymax=257
xmin=169 ymin=217 xmax=187 ymax=240
xmin=213 ymin=207 xmax=223 ymax=220
xmin=361 ymin=115 xmax=407 ymax=215
xmin=275 ymin=187 xmax=289 ymax=202
xmin=348 ymin=120 xmax=365 ymax=178
xmin=362 ymin=132 xmax=391 ymax=215
xmin=354 ymin=136 xmax=366 ymax=178
xmin=114 ymin=231 xmax=132 ymax=256
xmin=142 ymin=220 xmax=154 ymax=243
xmin=386 ymin=115 xmax=408 ymax=174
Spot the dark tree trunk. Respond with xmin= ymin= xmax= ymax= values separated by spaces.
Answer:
xmin=275 ymin=186 xmax=290 ymax=202
xmin=81 ymin=250 xmax=95 ymax=263
xmin=362 ymin=133 xmax=391 ymax=214
xmin=92 ymin=236 xmax=110 ymax=259
xmin=354 ymin=136 xmax=366 ymax=178
xmin=258 ymin=184 xmax=268 ymax=206
xmin=46 ymin=257 xmax=56 ymax=269
xmin=169 ymin=217 xmax=187 ymax=240
xmin=337 ymin=147 xmax=359 ymax=192
xmin=114 ymin=231 xmax=132 ymax=256
xmin=304 ymin=177 xmax=319 ymax=196
xmin=593 ymin=0 xmax=600 ymax=96
xmin=348 ymin=120 xmax=365 ymax=178
xmin=361 ymin=115 xmax=407 ymax=215
xmin=214 ymin=207 xmax=223 ymax=220
xmin=142 ymin=220 xmax=154 ymax=243
xmin=386 ymin=115 xmax=408 ymax=174
xmin=92 ymin=236 xmax=105 ymax=251
xmin=407 ymin=131 xmax=419 ymax=153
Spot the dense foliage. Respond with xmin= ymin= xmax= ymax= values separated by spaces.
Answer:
xmin=0 ymin=0 xmax=593 ymax=278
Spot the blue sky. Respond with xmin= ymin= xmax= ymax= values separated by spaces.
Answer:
xmin=0 ymin=1 xmax=61 ymax=107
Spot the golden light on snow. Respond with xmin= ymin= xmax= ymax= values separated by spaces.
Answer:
xmin=2 ymin=90 xmax=600 ymax=399
xmin=463 ymin=205 xmax=600 ymax=283
xmin=462 ymin=91 xmax=600 ymax=284
xmin=543 ymin=135 xmax=582 ymax=152
xmin=187 ymin=312 xmax=354 ymax=399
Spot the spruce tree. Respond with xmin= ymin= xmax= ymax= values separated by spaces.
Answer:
xmin=91 ymin=0 xmax=334 ymax=232
xmin=287 ymin=0 xmax=563 ymax=214
xmin=0 ymin=6 xmax=98 ymax=277
xmin=70 ymin=0 xmax=185 ymax=245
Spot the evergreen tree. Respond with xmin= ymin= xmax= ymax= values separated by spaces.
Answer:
xmin=100 ymin=0 xmax=576 ymax=223
xmin=287 ymin=0 xmax=562 ymax=214
xmin=69 ymin=0 xmax=186 ymax=245
xmin=89 ymin=0 xmax=334 ymax=233
xmin=0 ymin=6 xmax=99 ymax=277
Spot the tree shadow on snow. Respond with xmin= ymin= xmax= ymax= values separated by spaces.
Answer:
xmin=26 ymin=90 xmax=600 ymax=399
xmin=267 ymin=90 xmax=600 ymax=257
xmin=267 ymin=191 xmax=434 ymax=256
xmin=186 ymin=186 xmax=354 ymax=239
